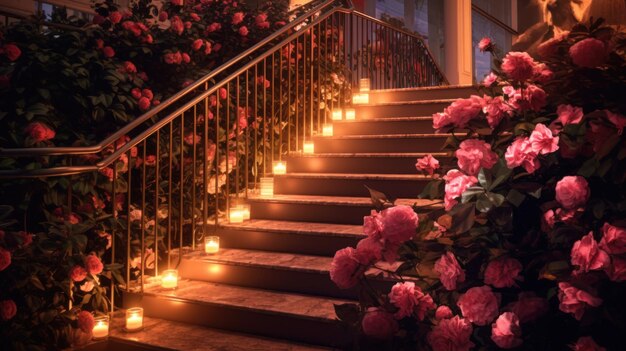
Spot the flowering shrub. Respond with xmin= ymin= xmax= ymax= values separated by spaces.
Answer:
xmin=331 ymin=19 xmax=626 ymax=349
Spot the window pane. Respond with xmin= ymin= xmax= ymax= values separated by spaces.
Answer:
xmin=472 ymin=0 xmax=512 ymax=27
xmin=472 ymin=10 xmax=512 ymax=83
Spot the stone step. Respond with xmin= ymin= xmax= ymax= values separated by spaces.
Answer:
xmin=353 ymin=99 xmax=452 ymax=119
xmin=274 ymin=172 xmax=432 ymax=198
xmin=213 ymin=219 xmax=363 ymax=256
xmin=247 ymin=194 xmax=442 ymax=224
xmin=285 ymin=152 xmax=452 ymax=174
xmin=108 ymin=314 xmax=330 ymax=351
xmin=368 ymin=85 xmax=477 ymax=103
xmin=312 ymin=134 xmax=449 ymax=154
xmin=124 ymin=280 xmax=351 ymax=348
xmin=334 ymin=116 xmax=435 ymax=136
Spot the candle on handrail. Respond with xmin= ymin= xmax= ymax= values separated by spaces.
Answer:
xmin=303 ymin=141 xmax=314 ymax=154
xmin=352 ymin=93 xmax=369 ymax=105
xmin=359 ymin=78 xmax=370 ymax=92
xmin=92 ymin=315 xmax=109 ymax=339
xmin=272 ymin=161 xmax=287 ymax=175
xmin=161 ymin=269 xmax=178 ymax=289
xmin=204 ymin=236 xmax=220 ymax=254
xmin=229 ymin=207 xmax=244 ymax=223
xmin=331 ymin=108 xmax=343 ymax=121
xmin=125 ymin=307 xmax=143 ymax=332
xmin=322 ymin=124 xmax=333 ymax=136
xmin=259 ymin=177 xmax=274 ymax=197
xmin=345 ymin=108 xmax=356 ymax=120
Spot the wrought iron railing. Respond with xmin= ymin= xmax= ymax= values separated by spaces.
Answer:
xmin=0 ymin=0 xmax=446 ymax=313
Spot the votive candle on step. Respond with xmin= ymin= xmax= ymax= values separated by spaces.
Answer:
xmin=359 ymin=78 xmax=370 ymax=92
xmin=331 ymin=108 xmax=343 ymax=121
xmin=125 ymin=307 xmax=143 ymax=332
xmin=322 ymin=124 xmax=333 ymax=136
xmin=161 ymin=269 xmax=178 ymax=289
xmin=345 ymin=108 xmax=356 ymax=120
xmin=229 ymin=207 xmax=244 ymax=223
xmin=303 ymin=141 xmax=314 ymax=154
xmin=92 ymin=315 xmax=109 ymax=339
xmin=272 ymin=161 xmax=287 ymax=175
xmin=238 ymin=204 xmax=251 ymax=220
xmin=204 ymin=236 xmax=220 ymax=254
xmin=352 ymin=93 xmax=369 ymax=105
xmin=260 ymin=177 xmax=274 ymax=197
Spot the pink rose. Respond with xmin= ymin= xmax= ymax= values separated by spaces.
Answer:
xmin=484 ymin=257 xmax=523 ymax=288
xmin=605 ymin=256 xmax=626 ymax=282
xmin=109 ymin=11 xmax=122 ymax=24
xmin=0 ymin=300 xmax=17 ymax=321
xmin=102 ymin=46 xmax=115 ymax=58
xmin=482 ymin=72 xmax=498 ymax=87
xmin=599 ymin=223 xmax=626 ymax=254
xmin=158 ymin=11 xmax=168 ymax=21
xmin=501 ymin=51 xmax=538 ymax=81
xmin=435 ymin=305 xmax=453 ymax=320
xmin=204 ymin=41 xmax=213 ymax=55
xmin=388 ymin=282 xmax=435 ymax=320
xmin=170 ymin=16 xmax=184 ymax=35
xmin=482 ymin=95 xmax=511 ymax=129
xmin=571 ymin=232 xmax=610 ymax=273
xmin=208 ymin=22 xmax=221 ymax=32
xmin=190 ymin=13 xmax=200 ymax=22
xmin=2 ymin=44 xmax=21 ymax=61
xmin=434 ymin=95 xmax=483 ymax=132
xmin=524 ymin=84 xmax=547 ymax=112
xmin=533 ymin=63 xmax=554 ymax=83
xmin=25 ymin=122 xmax=56 ymax=142
xmin=558 ymin=282 xmax=602 ymax=320
xmin=379 ymin=205 xmax=418 ymax=244
xmin=192 ymin=39 xmax=203 ymax=51
xmin=569 ymin=38 xmax=607 ymax=68
xmin=363 ymin=210 xmax=383 ymax=238
xmin=571 ymin=336 xmax=606 ymax=351
xmin=232 ymin=12 xmax=245 ymax=25
xmin=506 ymin=292 xmax=548 ymax=323
xmin=361 ymin=308 xmax=398 ymax=339
xmin=555 ymin=176 xmax=590 ymax=209
xmin=427 ymin=315 xmax=474 ymax=351
xmin=70 ymin=265 xmax=87 ymax=282
xmin=171 ymin=0 xmax=183 ymax=5
xmin=542 ymin=209 xmax=556 ymax=232
xmin=138 ymin=97 xmax=151 ymax=111
xmin=122 ymin=61 xmax=136 ymax=74
xmin=557 ymin=104 xmax=584 ymax=125
xmin=238 ymin=26 xmax=249 ymax=36
xmin=141 ymin=89 xmax=153 ymax=100
xmin=77 ymin=311 xmax=95 ymax=333
xmin=529 ymin=123 xmax=559 ymax=155
xmin=505 ymin=137 xmax=540 ymax=173
xmin=354 ymin=237 xmax=382 ymax=265
xmin=434 ymin=252 xmax=465 ymax=291
xmin=84 ymin=254 xmax=103 ymax=275
xmin=455 ymin=139 xmax=498 ymax=176
xmin=182 ymin=53 xmax=191 ymax=63
xmin=415 ymin=154 xmax=440 ymax=176
xmin=457 ymin=286 xmax=499 ymax=326
xmin=443 ymin=169 xmax=478 ymax=210
xmin=330 ymin=247 xmax=363 ymax=289
xmin=0 ymin=247 xmax=11 ymax=271
xmin=255 ymin=14 xmax=270 ymax=29
xmin=478 ymin=37 xmax=493 ymax=52
xmin=491 ymin=312 xmax=523 ymax=349
xmin=219 ymin=87 xmax=228 ymax=100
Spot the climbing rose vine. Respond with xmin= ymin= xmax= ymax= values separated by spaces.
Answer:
xmin=331 ymin=19 xmax=626 ymax=350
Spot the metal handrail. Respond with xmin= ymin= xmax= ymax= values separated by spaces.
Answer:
xmin=471 ymin=4 xmax=519 ymax=36
xmin=0 ymin=0 xmax=340 ymax=158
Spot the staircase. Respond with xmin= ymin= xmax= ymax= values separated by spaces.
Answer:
xmin=110 ymin=85 xmax=477 ymax=350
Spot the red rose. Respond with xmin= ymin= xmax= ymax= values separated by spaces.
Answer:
xmin=330 ymin=247 xmax=363 ymax=289
xmin=484 ymin=257 xmax=523 ymax=288
xmin=501 ymin=51 xmax=538 ymax=82
xmin=131 ymin=88 xmax=142 ymax=99
xmin=2 ymin=44 xmax=21 ymax=61
xmin=141 ymin=89 xmax=153 ymax=100
xmin=555 ymin=176 xmax=590 ymax=209
xmin=0 ymin=300 xmax=17 ymax=321
xmin=192 ymin=39 xmax=203 ymax=51
xmin=478 ymin=37 xmax=493 ymax=52
xmin=190 ymin=13 xmax=200 ymax=22
xmin=138 ymin=97 xmax=151 ymax=111
xmin=415 ymin=154 xmax=440 ymax=176
xmin=25 ymin=122 xmax=56 ymax=142
xmin=599 ymin=223 xmax=626 ymax=254
xmin=207 ymin=22 xmax=221 ymax=33
xmin=569 ymin=38 xmax=607 ymax=68
xmin=238 ymin=26 xmax=249 ymax=37
xmin=109 ymin=11 xmax=122 ymax=24
xmin=380 ymin=205 xmax=418 ymax=244
xmin=182 ymin=53 xmax=191 ymax=63
xmin=571 ymin=232 xmax=610 ymax=273
xmin=434 ymin=252 xmax=466 ymax=291
xmin=558 ymin=282 xmax=602 ymax=320
xmin=170 ymin=16 xmax=184 ymax=35
xmin=428 ymin=315 xmax=474 ymax=351
xmin=219 ymin=87 xmax=228 ymax=100
xmin=457 ymin=286 xmax=499 ymax=326
xmin=388 ymin=282 xmax=435 ymax=320
xmin=0 ymin=247 xmax=11 ymax=271
xmin=84 ymin=254 xmax=103 ymax=275
xmin=69 ymin=265 xmax=87 ymax=282
xmin=232 ymin=12 xmax=244 ymax=25
xmin=77 ymin=311 xmax=95 ymax=333
xmin=102 ymin=46 xmax=115 ymax=58
xmin=361 ymin=308 xmax=398 ymax=340
xmin=123 ymin=61 xmax=136 ymax=74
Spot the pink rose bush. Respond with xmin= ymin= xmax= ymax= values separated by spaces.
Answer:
xmin=332 ymin=20 xmax=626 ymax=349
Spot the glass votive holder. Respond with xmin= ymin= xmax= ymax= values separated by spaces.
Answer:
xmin=259 ymin=177 xmax=274 ymax=197
xmin=322 ymin=124 xmax=333 ymax=136
xmin=359 ymin=78 xmax=370 ymax=92
xmin=272 ymin=160 xmax=287 ymax=175
xmin=92 ymin=315 xmax=110 ymax=340
xmin=161 ymin=269 xmax=178 ymax=289
xmin=345 ymin=108 xmax=356 ymax=120
xmin=229 ymin=206 xmax=244 ymax=223
xmin=204 ymin=236 xmax=220 ymax=254
xmin=125 ymin=307 xmax=144 ymax=332
xmin=331 ymin=108 xmax=343 ymax=121
xmin=239 ymin=204 xmax=250 ymax=220
xmin=303 ymin=141 xmax=314 ymax=154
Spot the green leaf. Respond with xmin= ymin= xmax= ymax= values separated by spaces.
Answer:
xmin=449 ymin=203 xmax=475 ymax=235
xmin=365 ymin=185 xmax=394 ymax=211
xmin=418 ymin=179 xmax=444 ymax=200
xmin=334 ymin=303 xmax=360 ymax=324
xmin=31 ymin=275 xmax=45 ymax=290
xmin=461 ymin=186 xmax=485 ymax=203
xmin=486 ymin=192 xmax=505 ymax=206
xmin=475 ymin=193 xmax=493 ymax=213
xmin=478 ymin=168 xmax=492 ymax=189
xmin=506 ymin=189 xmax=526 ymax=207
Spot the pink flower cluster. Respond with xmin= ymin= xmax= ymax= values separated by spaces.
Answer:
xmin=415 ymin=154 xmax=440 ymax=176
xmin=505 ymin=123 xmax=558 ymax=174
xmin=443 ymin=169 xmax=477 ymax=210
xmin=455 ymin=139 xmax=497 ymax=176
xmin=25 ymin=122 xmax=56 ymax=143
xmin=432 ymin=95 xmax=483 ymax=132
xmin=501 ymin=51 xmax=552 ymax=83
xmin=388 ymin=282 xmax=435 ymax=320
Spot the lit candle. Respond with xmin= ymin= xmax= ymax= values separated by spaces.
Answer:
xmin=204 ymin=236 xmax=220 ymax=254
xmin=92 ymin=316 xmax=109 ymax=339
xmin=353 ymin=93 xmax=369 ymax=105
xmin=239 ymin=204 xmax=250 ymax=220
xmin=345 ymin=108 xmax=356 ymax=120
xmin=303 ymin=141 xmax=314 ymax=154
xmin=260 ymin=177 xmax=274 ymax=197
xmin=322 ymin=124 xmax=333 ymax=136
xmin=272 ymin=161 xmax=287 ymax=175
xmin=359 ymin=78 xmax=370 ymax=92
xmin=125 ymin=307 xmax=143 ymax=332
xmin=161 ymin=269 xmax=178 ymax=289
xmin=331 ymin=108 xmax=343 ymax=121
xmin=229 ymin=207 xmax=244 ymax=223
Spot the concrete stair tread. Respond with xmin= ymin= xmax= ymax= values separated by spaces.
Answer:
xmin=144 ymin=279 xmax=351 ymax=322
xmin=276 ymin=172 xmax=432 ymax=180
xmin=336 ymin=116 xmax=433 ymax=122
xmin=290 ymin=152 xmax=450 ymax=158
xmin=220 ymin=219 xmax=364 ymax=237
xmin=315 ymin=133 xmax=450 ymax=139
xmin=247 ymin=194 xmax=442 ymax=208
xmin=369 ymin=84 xmax=475 ymax=92
xmin=355 ymin=98 xmax=454 ymax=106
xmin=110 ymin=314 xmax=330 ymax=351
